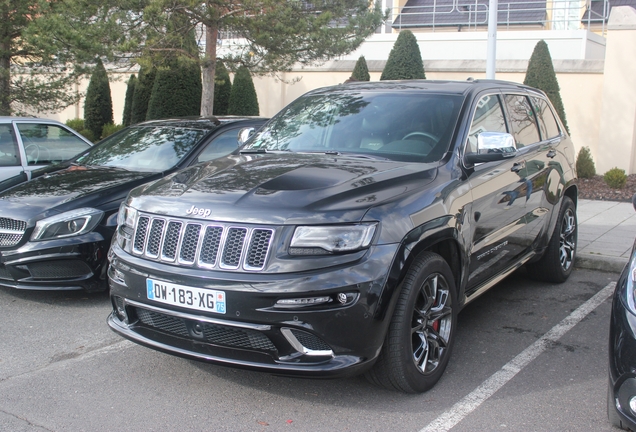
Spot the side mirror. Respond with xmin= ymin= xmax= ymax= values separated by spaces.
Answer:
xmin=237 ymin=127 xmax=256 ymax=146
xmin=465 ymin=132 xmax=518 ymax=164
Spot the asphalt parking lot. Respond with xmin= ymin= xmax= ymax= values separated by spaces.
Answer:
xmin=0 ymin=267 xmax=621 ymax=431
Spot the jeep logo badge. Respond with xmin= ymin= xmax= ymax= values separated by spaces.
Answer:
xmin=186 ymin=205 xmax=212 ymax=218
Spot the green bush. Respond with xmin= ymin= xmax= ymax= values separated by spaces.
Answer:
xmin=380 ymin=30 xmax=425 ymax=81
xmin=523 ymin=40 xmax=569 ymax=133
xmin=214 ymin=61 xmax=232 ymax=116
xmin=65 ymin=118 xmax=84 ymax=131
xmin=146 ymin=59 xmax=202 ymax=120
xmin=65 ymin=118 xmax=95 ymax=142
xmin=101 ymin=123 xmax=124 ymax=139
xmin=604 ymin=167 xmax=627 ymax=189
xmin=122 ymin=74 xmax=137 ymax=126
xmin=130 ymin=67 xmax=157 ymax=124
xmin=84 ymin=59 xmax=113 ymax=139
xmin=351 ymin=56 xmax=370 ymax=81
xmin=575 ymin=146 xmax=596 ymax=179
xmin=228 ymin=66 xmax=259 ymax=116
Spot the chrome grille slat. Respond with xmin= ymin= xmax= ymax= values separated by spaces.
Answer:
xmin=221 ymin=227 xmax=247 ymax=269
xmin=132 ymin=213 xmax=273 ymax=271
xmin=0 ymin=217 xmax=27 ymax=247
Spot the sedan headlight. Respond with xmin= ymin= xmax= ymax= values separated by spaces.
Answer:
xmin=289 ymin=223 xmax=377 ymax=255
xmin=625 ymin=249 xmax=636 ymax=314
xmin=31 ymin=208 xmax=104 ymax=241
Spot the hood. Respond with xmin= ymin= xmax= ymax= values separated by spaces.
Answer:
xmin=129 ymin=154 xmax=438 ymax=225
xmin=0 ymin=165 xmax=154 ymax=222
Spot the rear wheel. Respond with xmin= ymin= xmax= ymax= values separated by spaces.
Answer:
xmin=527 ymin=196 xmax=577 ymax=283
xmin=366 ymin=251 xmax=457 ymax=393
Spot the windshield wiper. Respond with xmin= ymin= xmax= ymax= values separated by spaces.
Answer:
xmin=239 ymin=148 xmax=268 ymax=154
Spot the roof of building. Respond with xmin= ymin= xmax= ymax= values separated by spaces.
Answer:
xmin=582 ymin=0 xmax=636 ymax=22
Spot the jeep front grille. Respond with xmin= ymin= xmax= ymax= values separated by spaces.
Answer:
xmin=0 ymin=217 xmax=27 ymax=247
xmin=132 ymin=213 xmax=274 ymax=271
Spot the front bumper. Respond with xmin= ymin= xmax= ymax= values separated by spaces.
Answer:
xmin=0 ymin=231 xmax=110 ymax=291
xmin=107 ymin=242 xmax=399 ymax=378
xmin=608 ymin=267 xmax=636 ymax=431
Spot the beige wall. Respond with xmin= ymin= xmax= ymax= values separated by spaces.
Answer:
xmin=596 ymin=7 xmax=636 ymax=174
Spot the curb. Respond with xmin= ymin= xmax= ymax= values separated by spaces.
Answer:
xmin=575 ymin=253 xmax=628 ymax=273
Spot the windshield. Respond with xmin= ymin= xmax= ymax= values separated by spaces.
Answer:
xmin=75 ymin=126 xmax=208 ymax=172
xmin=245 ymin=91 xmax=463 ymax=162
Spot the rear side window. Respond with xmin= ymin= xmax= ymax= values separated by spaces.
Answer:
xmin=504 ymin=95 xmax=540 ymax=148
xmin=0 ymin=125 xmax=19 ymax=166
xmin=467 ymin=94 xmax=507 ymax=153
xmin=530 ymin=97 xmax=561 ymax=140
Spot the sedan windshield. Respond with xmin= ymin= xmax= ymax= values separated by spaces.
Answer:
xmin=244 ymin=91 xmax=463 ymax=163
xmin=75 ymin=126 xmax=208 ymax=172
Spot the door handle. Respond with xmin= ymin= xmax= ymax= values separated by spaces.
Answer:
xmin=547 ymin=149 xmax=557 ymax=159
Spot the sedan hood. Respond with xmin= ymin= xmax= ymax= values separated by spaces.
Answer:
xmin=129 ymin=154 xmax=438 ymax=225
xmin=0 ymin=165 xmax=154 ymax=222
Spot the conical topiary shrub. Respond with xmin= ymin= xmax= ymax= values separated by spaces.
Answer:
xmin=524 ymin=40 xmax=569 ymax=133
xmin=228 ymin=66 xmax=259 ymax=116
xmin=122 ymin=74 xmax=136 ymax=127
xmin=351 ymin=56 xmax=370 ymax=81
xmin=130 ymin=66 xmax=157 ymax=124
xmin=380 ymin=30 xmax=425 ymax=80
xmin=214 ymin=61 xmax=232 ymax=116
xmin=84 ymin=59 xmax=113 ymax=139
xmin=146 ymin=59 xmax=202 ymax=120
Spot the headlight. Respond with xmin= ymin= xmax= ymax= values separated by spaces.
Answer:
xmin=31 ymin=208 xmax=104 ymax=241
xmin=117 ymin=203 xmax=137 ymax=229
xmin=289 ymin=223 xmax=377 ymax=255
xmin=626 ymin=249 xmax=636 ymax=314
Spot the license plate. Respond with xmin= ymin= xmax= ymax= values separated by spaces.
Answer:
xmin=146 ymin=278 xmax=226 ymax=314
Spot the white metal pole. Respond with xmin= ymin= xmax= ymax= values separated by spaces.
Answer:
xmin=486 ymin=0 xmax=498 ymax=79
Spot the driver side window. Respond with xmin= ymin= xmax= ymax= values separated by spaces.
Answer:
xmin=467 ymin=95 xmax=507 ymax=153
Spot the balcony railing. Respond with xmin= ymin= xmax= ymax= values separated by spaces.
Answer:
xmin=390 ymin=0 xmax=610 ymax=34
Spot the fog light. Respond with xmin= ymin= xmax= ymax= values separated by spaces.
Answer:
xmin=630 ymin=396 xmax=636 ymax=414
xmin=276 ymin=296 xmax=331 ymax=307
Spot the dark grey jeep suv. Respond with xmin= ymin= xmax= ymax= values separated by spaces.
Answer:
xmin=107 ymin=80 xmax=577 ymax=393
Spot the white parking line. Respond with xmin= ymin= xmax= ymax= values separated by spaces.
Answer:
xmin=420 ymin=281 xmax=616 ymax=432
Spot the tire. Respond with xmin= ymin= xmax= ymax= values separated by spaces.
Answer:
xmin=527 ymin=196 xmax=577 ymax=283
xmin=366 ymin=251 xmax=457 ymax=393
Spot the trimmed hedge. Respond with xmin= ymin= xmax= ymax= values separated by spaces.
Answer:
xmin=380 ymin=30 xmax=425 ymax=80
xmin=122 ymin=74 xmax=136 ymax=127
xmin=228 ymin=66 xmax=259 ymax=116
xmin=214 ymin=61 xmax=232 ymax=116
xmin=146 ymin=59 xmax=202 ymax=120
xmin=351 ymin=56 xmax=370 ymax=81
xmin=130 ymin=67 xmax=156 ymax=124
xmin=84 ymin=59 xmax=113 ymax=139
xmin=524 ymin=40 xmax=569 ymax=133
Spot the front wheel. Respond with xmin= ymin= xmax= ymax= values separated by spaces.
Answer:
xmin=366 ymin=251 xmax=457 ymax=393
xmin=527 ymin=196 xmax=577 ymax=282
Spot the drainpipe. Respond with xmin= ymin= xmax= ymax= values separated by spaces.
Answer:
xmin=486 ymin=0 xmax=498 ymax=79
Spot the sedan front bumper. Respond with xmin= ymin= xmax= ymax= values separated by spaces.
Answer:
xmin=0 ymin=231 xmax=110 ymax=291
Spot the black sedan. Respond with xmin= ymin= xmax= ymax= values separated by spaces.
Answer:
xmin=0 ymin=117 xmax=267 ymax=292
xmin=609 ymin=194 xmax=636 ymax=430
